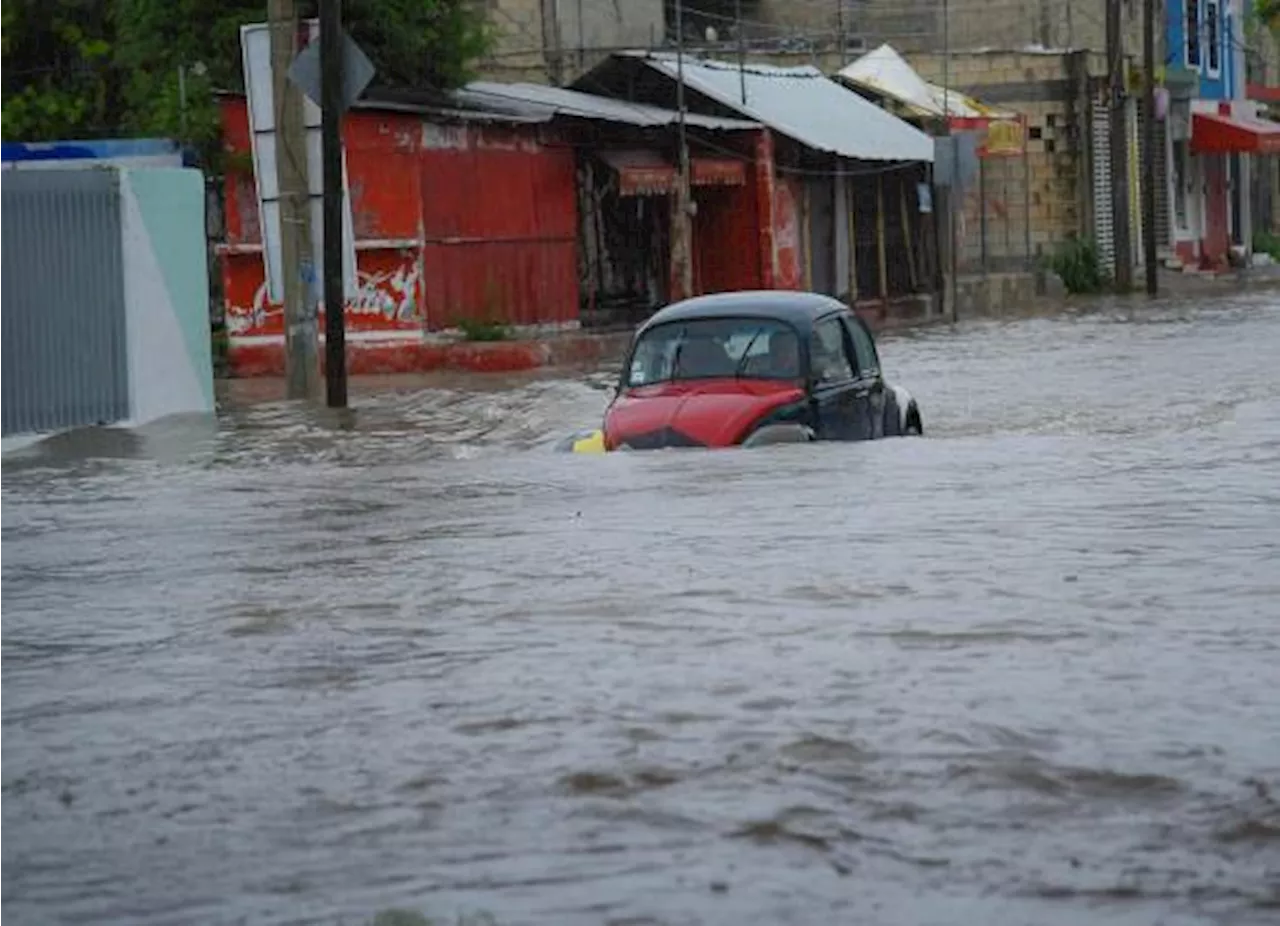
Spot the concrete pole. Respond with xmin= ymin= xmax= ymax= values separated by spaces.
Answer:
xmin=943 ymin=0 xmax=958 ymax=320
xmin=1107 ymin=0 xmax=1133 ymax=291
xmin=1142 ymin=0 xmax=1158 ymax=293
xmin=673 ymin=0 xmax=694 ymax=300
xmin=269 ymin=0 xmax=321 ymax=399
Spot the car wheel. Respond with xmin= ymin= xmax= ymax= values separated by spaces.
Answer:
xmin=904 ymin=404 xmax=923 ymax=436
xmin=741 ymin=423 xmax=815 ymax=447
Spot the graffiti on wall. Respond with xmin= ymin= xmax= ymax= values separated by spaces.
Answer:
xmin=773 ymin=178 xmax=803 ymax=290
xmin=348 ymin=266 xmax=421 ymax=321
xmin=225 ymin=261 xmax=423 ymax=336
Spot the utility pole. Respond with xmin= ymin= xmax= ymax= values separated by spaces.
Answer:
xmin=1141 ymin=0 xmax=1158 ymax=295
xmin=320 ymin=0 xmax=347 ymax=407
xmin=269 ymin=0 xmax=320 ymax=399
xmin=1106 ymin=0 xmax=1133 ymax=291
xmin=836 ymin=0 xmax=845 ymax=61
xmin=672 ymin=0 xmax=694 ymax=300
xmin=943 ymin=0 xmax=958 ymax=321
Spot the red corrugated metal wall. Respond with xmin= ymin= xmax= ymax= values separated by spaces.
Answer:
xmin=693 ymin=183 xmax=761 ymax=294
xmin=691 ymin=132 xmax=772 ymax=295
xmin=217 ymin=98 xmax=579 ymax=338
xmin=218 ymin=101 xmax=428 ymax=338
xmin=418 ymin=125 xmax=578 ymax=328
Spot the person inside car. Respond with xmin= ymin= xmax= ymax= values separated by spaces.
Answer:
xmin=763 ymin=330 xmax=800 ymax=378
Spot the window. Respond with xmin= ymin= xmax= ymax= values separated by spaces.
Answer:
xmin=1172 ymin=139 xmax=1189 ymax=230
xmin=811 ymin=317 xmax=856 ymax=384
xmin=1186 ymin=0 xmax=1201 ymax=70
xmin=841 ymin=314 xmax=881 ymax=379
xmin=1206 ymin=1 xmax=1220 ymax=77
xmin=625 ymin=317 xmax=800 ymax=386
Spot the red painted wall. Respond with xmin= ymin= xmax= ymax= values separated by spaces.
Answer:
xmin=772 ymin=176 xmax=805 ymax=290
xmin=690 ymin=131 xmax=777 ymax=295
xmin=417 ymin=124 xmax=578 ymax=327
xmin=216 ymin=97 xmax=579 ymax=338
xmin=1202 ymin=155 xmax=1230 ymax=268
xmin=693 ymin=182 xmax=761 ymax=294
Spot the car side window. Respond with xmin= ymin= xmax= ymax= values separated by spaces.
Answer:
xmin=842 ymin=314 xmax=880 ymax=379
xmin=811 ymin=317 xmax=856 ymax=384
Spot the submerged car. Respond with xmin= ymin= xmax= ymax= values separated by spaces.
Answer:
xmin=561 ymin=290 xmax=922 ymax=452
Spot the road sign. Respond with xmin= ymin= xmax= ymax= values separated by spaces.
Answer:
xmin=287 ymin=28 xmax=374 ymax=112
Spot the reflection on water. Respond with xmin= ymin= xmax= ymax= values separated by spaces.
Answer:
xmin=4 ymin=294 xmax=1280 ymax=926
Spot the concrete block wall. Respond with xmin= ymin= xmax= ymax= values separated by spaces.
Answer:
xmin=479 ymin=0 xmax=665 ymax=85
xmin=910 ymin=50 xmax=1103 ymax=262
xmin=754 ymin=0 xmax=1144 ymax=61
xmin=753 ymin=0 xmax=851 ymax=34
xmin=481 ymin=0 xmax=553 ymax=83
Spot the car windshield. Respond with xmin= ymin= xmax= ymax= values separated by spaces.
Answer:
xmin=626 ymin=317 xmax=801 ymax=387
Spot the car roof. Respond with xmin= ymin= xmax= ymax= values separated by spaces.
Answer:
xmin=637 ymin=290 xmax=850 ymax=333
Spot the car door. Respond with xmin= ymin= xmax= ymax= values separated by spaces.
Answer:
xmin=809 ymin=314 xmax=863 ymax=440
xmin=841 ymin=312 xmax=887 ymax=439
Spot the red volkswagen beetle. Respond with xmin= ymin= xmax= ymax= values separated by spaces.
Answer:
xmin=560 ymin=290 xmax=922 ymax=452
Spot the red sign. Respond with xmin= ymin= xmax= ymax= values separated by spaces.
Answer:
xmin=691 ymin=157 xmax=747 ymax=188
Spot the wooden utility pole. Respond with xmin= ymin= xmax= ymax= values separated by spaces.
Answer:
xmin=1141 ymin=0 xmax=1159 ymax=295
xmin=943 ymin=0 xmax=958 ymax=321
xmin=672 ymin=0 xmax=694 ymax=300
xmin=269 ymin=0 xmax=320 ymax=398
xmin=320 ymin=0 xmax=348 ymax=408
xmin=1106 ymin=0 xmax=1133 ymax=291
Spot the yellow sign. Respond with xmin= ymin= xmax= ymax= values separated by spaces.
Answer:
xmin=984 ymin=119 xmax=1026 ymax=156
xmin=949 ymin=116 xmax=1026 ymax=157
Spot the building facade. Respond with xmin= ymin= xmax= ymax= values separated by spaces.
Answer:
xmin=481 ymin=0 xmax=665 ymax=84
xmin=1163 ymin=0 xmax=1278 ymax=268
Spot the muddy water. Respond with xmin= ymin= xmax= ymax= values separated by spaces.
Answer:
xmin=4 ymin=293 xmax=1279 ymax=926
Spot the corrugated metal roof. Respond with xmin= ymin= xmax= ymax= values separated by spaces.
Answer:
xmin=629 ymin=52 xmax=934 ymax=163
xmin=839 ymin=45 xmax=1017 ymax=120
xmin=455 ymin=81 xmax=760 ymax=131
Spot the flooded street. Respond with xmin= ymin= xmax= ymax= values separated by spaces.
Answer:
xmin=4 ymin=293 xmax=1279 ymax=925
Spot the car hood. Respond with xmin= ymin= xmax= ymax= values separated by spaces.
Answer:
xmin=604 ymin=379 xmax=805 ymax=449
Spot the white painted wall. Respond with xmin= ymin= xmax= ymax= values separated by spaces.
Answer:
xmin=119 ymin=170 xmax=215 ymax=426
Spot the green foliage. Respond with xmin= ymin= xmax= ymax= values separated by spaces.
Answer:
xmin=211 ymin=324 xmax=230 ymax=377
xmin=1253 ymin=229 xmax=1280 ymax=261
xmin=455 ymin=318 xmax=513 ymax=342
xmin=343 ymin=0 xmax=495 ymax=90
xmin=1 ymin=0 xmax=117 ymax=140
xmin=1 ymin=0 xmax=493 ymax=155
xmin=1047 ymin=236 xmax=1110 ymax=295
xmin=110 ymin=0 xmax=264 ymax=159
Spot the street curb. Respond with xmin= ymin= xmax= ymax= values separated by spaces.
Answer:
xmin=225 ymin=331 xmax=635 ymax=378
xmin=222 ymin=276 xmax=1279 ymax=379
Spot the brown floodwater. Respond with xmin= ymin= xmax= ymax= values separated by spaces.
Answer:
xmin=3 ymin=292 xmax=1279 ymax=925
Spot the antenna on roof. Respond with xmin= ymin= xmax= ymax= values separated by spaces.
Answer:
xmin=736 ymin=0 xmax=746 ymax=105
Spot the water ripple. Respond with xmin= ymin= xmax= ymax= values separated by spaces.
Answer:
xmin=4 ymin=294 xmax=1280 ymax=925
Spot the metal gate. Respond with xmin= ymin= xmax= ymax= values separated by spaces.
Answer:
xmin=1137 ymin=98 xmax=1173 ymax=251
xmin=1092 ymin=93 xmax=1146 ymax=275
xmin=806 ymin=177 xmax=836 ymax=297
xmin=1 ymin=170 xmax=130 ymax=436
xmin=1091 ymin=92 xmax=1116 ymax=271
